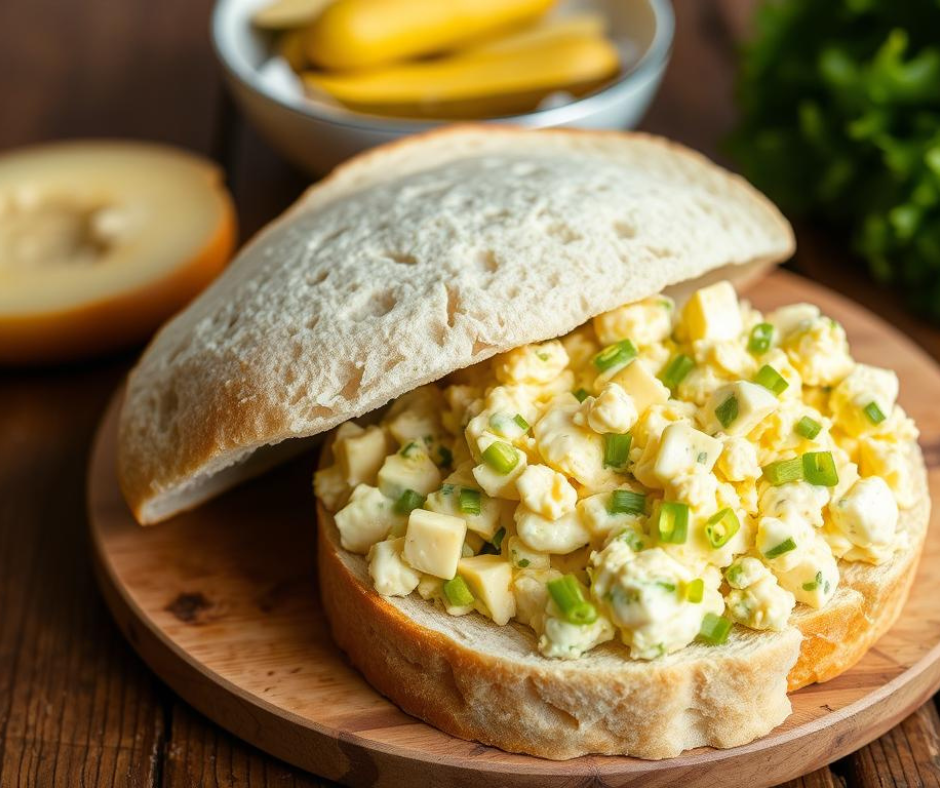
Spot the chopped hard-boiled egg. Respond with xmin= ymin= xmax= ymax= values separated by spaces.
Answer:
xmin=458 ymin=555 xmax=516 ymax=625
xmin=608 ymin=358 xmax=670 ymax=417
xmin=403 ymin=509 xmax=467 ymax=579
xmin=587 ymin=383 xmax=638 ymax=434
xmin=653 ymin=423 xmax=723 ymax=484
xmin=515 ymin=506 xmax=590 ymax=554
xmin=317 ymin=280 xmax=914 ymax=663
xmin=682 ymin=281 xmax=742 ymax=342
xmin=516 ymin=464 xmax=578 ymax=520
xmin=378 ymin=444 xmax=442 ymax=498
xmin=828 ymin=476 xmax=898 ymax=563
xmin=334 ymin=483 xmax=406 ymax=553
xmin=724 ymin=557 xmax=795 ymax=630
xmin=368 ymin=537 xmax=421 ymax=596
xmin=593 ymin=296 xmax=674 ymax=347
xmin=829 ymin=364 xmax=899 ymax=437
xmin=705 ymin=381 xmax=778 ymax=437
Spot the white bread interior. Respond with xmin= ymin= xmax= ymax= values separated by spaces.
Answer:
xmin=118 ymin=126 xmax=794 ymax=524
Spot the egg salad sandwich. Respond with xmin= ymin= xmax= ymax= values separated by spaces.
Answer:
xmin=117 ymin=127 xmax=929 ymax=760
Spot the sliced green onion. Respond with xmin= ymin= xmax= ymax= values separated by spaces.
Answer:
xmin=656 ymin=580 xmax=677 ymax=593
xmin=547 ymin=574 xmax=598 ymax=625
xmin=513 ymin=413 xmax=530 ymax=432
xmin=754 ymin=364 xmax=789 ymax=396
xmin=715 ymin=395 xmax=739 ymax=429
xmin=795 ymin=416 xmax=822 ymax=440
xmin=517 ymin=558 xmax=531 ymax=567
xmin=863 ymin=401 xmax=886 ymax=424
xmin=705 ymin=508 xmax=740 ymax=548
xmin=748 ymin=322 xmax=774 ymax=354
xmin=696 ymin=451 xmax=709 ymax=464
xmin=617 ymin=529 xmax=645 ymax=551
xmin=656 ymin=501 xmax=689 ymax=544
xmin=762 ymin=457 xmax=804 ymax=486
xmin=698 ymin=613 xmax=733 ymax=645
xmin=725 ymin=563 xmax=744 ymax=587
xmin=573 ymin=388 xmax=590 ymax=403
xmin=803 ymin=451 xmax=839 ymax=486
xmin=393 ymin=489 xmax=426 ymax=515
xmin=603 ymin=433 xmax=632 ymax=469
xmin=491 ymin=527 xmax=506 ymax=551
xmin=660 ymin=354 xmax=694 ymax=392
xmin=608 ymin=490 xmax=646 ymax=516
xmin=443 ymin=576 xmax=474 ymax=607
xmin=441 ymin=483 xmax=455 ymax=495
xmin=684 ymin=578 xmax=705 ymax=604
xmin=802 ymin=571 xmax=823 ymax=592
xmin=593 ymin=339 xmax=638 ymax=372
xmin=764 ymin=537 xmax=797 ymax=559
xmin=458 ymin=488 xmax=481 ymax=516
xmin=482 ymin=441 xmax=519 ymax=475
xmin=400 ymin=441 xmax=420 ymax=458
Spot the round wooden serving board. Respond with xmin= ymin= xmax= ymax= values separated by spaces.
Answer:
xmin=89 ymin=271 xmax=940 ymax=788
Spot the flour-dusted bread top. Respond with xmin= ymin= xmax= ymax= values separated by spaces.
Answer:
xmin=118 ymin=127 xmax=795 ymax=524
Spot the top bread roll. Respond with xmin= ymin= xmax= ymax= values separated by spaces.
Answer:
xmin=117 ymin=127 xmax=794 ymax=525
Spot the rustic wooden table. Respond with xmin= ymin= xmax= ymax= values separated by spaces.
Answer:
xmin=1 ymin=1 xmax=939 ymax=786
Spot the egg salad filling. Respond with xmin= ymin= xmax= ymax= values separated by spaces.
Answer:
xmin=315 ymin=280 xmax=917 ymax=661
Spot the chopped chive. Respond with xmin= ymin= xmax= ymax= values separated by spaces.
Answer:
xmin=748 ymin=322 xmax=775 ymax=354
xmin=573 ymin=388 xmax=590 ymax=403
xmin=656 ymin=501 xmax=689 ymax=544
xmin=458 ymin=488 xmax=481 ymax=516
xmin=593 ymin=339 xmax=638 ymax=372
xmin=764 ymin=537 xmax=797 ymax=559
xmin=513 ymin=413 xmax=530 ymax=431
xmin=754 ymin=364 xmax=789 ymax=396
xmin=393 ymin=489 xmax=426 ymax=515
xmin=437 ymin=445 xmax=453 ymax=467
xmin=518 ymin=558 xmax=531 ymax=567
xmin=696 ymin=451 xmax=708 ymax=464
xmin=491 ymin=527 xmax=506 ymax=551
xmin=795 ymin=416 xmax=822 ymax=440
xmin=660 ymin=354 xmax=694 ymax=392
xmin=617 ymin=529 xmax=645 ymax=551
xmin=705 ymin=508 xmax=740 ymax=548
xmin=656 ymin=580 xmax=677 ymax=593
xmin=725 ymin=563 xmax=744 ymax=587
xmin=802 ymin=571 xmax=823 ymax=592
xmin=441 ymin=483 xmax=455 ymax=495
xmin=803 ymin=451 xmax=839 ymax=486
xmin=603 ymin=433 xmax=632 ymax=469
xmin=482 ymin=441 xmax=519 ymax=475
xmin=762 ymin=457 xmax=804 ymax=486
xmin=698 ymin=613 xmax=732 ymax=645
xmin=547 ymin=574 xmax=598 ymax=625
xmin=443 ymin=576 xmax=474 ymax=607
xmin=685 ymin=578 xmax=705 ymax=604
xmin=608 ymin=490 xmax=646 ymax=516
xmin=863 ymin=401 xmax=886 ymax=424
xmin=400 ymin=441 xmax=419 ymax=457
xmin=715 ymin=394 xmax=739 ymax=429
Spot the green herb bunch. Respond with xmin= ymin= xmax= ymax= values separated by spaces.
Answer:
xmin=729 ymin=0 xmax=940 ymax=318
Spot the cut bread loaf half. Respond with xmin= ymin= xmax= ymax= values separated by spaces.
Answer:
xmin=117 ymin=126 xmax=794 ymax=524
xmin=316 ymin=444 xmax=929 ymax=759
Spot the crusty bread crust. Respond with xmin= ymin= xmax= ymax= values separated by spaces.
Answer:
xmin=315 ymin=445 xmax=928 ymax=759
xmin=118 ymin=126 xmax=794 ymax=525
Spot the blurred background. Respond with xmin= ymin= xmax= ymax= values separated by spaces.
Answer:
xmin=2 ymin=0 xmax=940 ymax=785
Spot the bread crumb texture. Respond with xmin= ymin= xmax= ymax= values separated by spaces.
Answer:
xmin=118 ymin=128 xmax=792 ymax=523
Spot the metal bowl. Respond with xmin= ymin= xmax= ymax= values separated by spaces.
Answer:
xmin=211 ymin=0 xmax=675 ymax=175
